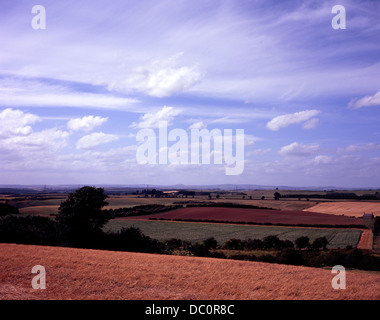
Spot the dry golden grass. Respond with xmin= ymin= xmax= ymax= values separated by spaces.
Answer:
xmin=1 ymin=244 xmax=379 ymax=300
xmin=305 ymin=202 xmax=380 ymax=217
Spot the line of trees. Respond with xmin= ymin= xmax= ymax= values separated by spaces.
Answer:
xmin=220 ymin=235 xmax=328 ymax=251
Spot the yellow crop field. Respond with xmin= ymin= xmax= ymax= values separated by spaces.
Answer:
xmin=305 ymin=202 xmax=380 ymax=217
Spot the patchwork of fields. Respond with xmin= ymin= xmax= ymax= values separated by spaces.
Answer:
xmin=1 ymin=192 xmax=379 ymax=301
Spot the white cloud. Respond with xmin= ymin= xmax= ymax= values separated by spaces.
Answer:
xmin=250 ymin=148 xmax=272 ymax=156
xmin=338 ymin=142 xmax=380 ymax=153
xmin=0 ymin=108 xmax=40 ymax=137
xmin=189 ymin=121 xmax=206 ymax=130
xmin=302 ymin=117 xmax=319 ymax=130
xmin=108 ymin=53 xmax=203 ymax=97
xmin=0 ymin=78 xmax=139 ymax=110
xmin=244 ymin=134 xmax=261 ymax=146
xmin=68 ymin=115 xmax=108 ymax=132
xmin=130 ymin=106 xmax=181 ymax=129
xmin=313 ymin=155 xmax=334 ymax=165
xmin=266 ymin=110 xmax=320 ymax=131
xmin=0 ymin=109 xmax=70 ymax=166
xmin=349 ymin=91 xmax=380 ymax=109
xmin=278 ymin=142 xmax=320 ymax=157
xmin=76 ymin=132 xmax=119 ymax=150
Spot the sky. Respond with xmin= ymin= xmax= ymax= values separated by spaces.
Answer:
xmin=1 ymin=0 xmax=380 ymax=188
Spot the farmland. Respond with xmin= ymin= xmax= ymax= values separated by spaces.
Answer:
xmin=305 ymin=201 xmax=380 ymax=217
xmin=1 ymin=243 xmax=379 ymax=300
xmin=118 ymin=206 xmax=364 ymax=227
xmin=104 ymin=219 xmax=363 ymax=249
xmin=1 ymin=187 xmax=379 ymax=301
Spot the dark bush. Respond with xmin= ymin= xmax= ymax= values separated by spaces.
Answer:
xmin=0 ymin=215 xmax=59 ymax=245
xmin=295 ymin=236 xmax=310 ymax=250
xmin=344 ymin=249 xmax=363 ymax=268
xmin=262 ymin=235 xmax=283 ymax=249
xmin=322 ymin=250 xmax=347 ymax=266
xmin=223 ymin=238 xmax=245 ymax=250
xmin=103 ymin=227 xmax=164 ymax=253
xmin=278 ymin=248 xmax=305 ymax=266
xmin=165 ymin=238 xmax=183 ymax=250
xmin=281 ymin=239 xmax=295 ymax=249
xmin=311 ymin=237 xmax=329 ymax=250
xmin=188 ymin=243 xmax=212 ymax=257
xmin=203 ymin=237 xmax=218 ymax=249
xmin=0 ymin=202 xmax=19 ymax=217
xmin=245 ymin=238 xmax=263 ymax=250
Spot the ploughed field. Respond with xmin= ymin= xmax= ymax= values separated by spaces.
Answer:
xmin=1 ymin=244 xmax=379 ymax=300
xmin=118 ymin=207 xmax=364 ymax=227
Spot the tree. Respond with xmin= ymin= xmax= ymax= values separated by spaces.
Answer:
xmin=0 ymin=201 xmax=19 ymax=217
xmin=203 ymin=237 xmax=218 ymax=249
xmin=224 ymin=238 xmax=244 ymax=250
xmin=56 ymin=186 xmax=110 ymax=243
xmin=295 ymin=236 xmax=310 ymax=250
xmin=311 ymin=237 xmax=329 ymax=250
xmin=274 ymin=192 xmax=281 ymax=200
xmin=245 ymin=238 xmax=263 ymax=250
xmin=263 ymin=235 xmax=283 ymax=249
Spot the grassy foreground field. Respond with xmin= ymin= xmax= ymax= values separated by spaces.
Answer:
xmin=104 ymin=219 xmax=363 ymax=249
xmin=1 ymin=244 xmax=379 ymax=300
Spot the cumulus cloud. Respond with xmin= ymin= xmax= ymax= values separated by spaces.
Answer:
xmin=108 ymin=53 xmax=203 ymax=97
xmin=348 ymin=91 xmax=380 ymax=109
xmin=0 ymin=108 xmax=70 ymax=167
xmin=266 ymin=110 xmax=320 ymax=131
xmin=130 ymin=106 xmax=181 ymax=129
xmin=76 ymin=132 xmax=119 ymax=150
xmin=67 ymin=115 xmax=108 ymax=132
xmin=278 ymin=142 xmax=320 ymax=157
xmin=0 ymin=108 xmax=40 ymax=137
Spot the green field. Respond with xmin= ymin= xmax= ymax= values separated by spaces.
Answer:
xmin=104 ymin=219 xmax=362 ymax=249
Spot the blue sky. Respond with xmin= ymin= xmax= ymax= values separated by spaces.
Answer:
xmin=1 ymin=0 xmax=380 ymax=187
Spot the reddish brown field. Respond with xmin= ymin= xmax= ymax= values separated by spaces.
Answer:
xmin=1 ymin=244 xmax=379 ymax=300
xmin=120 ymin=207 xmax=364 ymax=226
xmin=305 ymin=202 xmax=380 ymax=218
